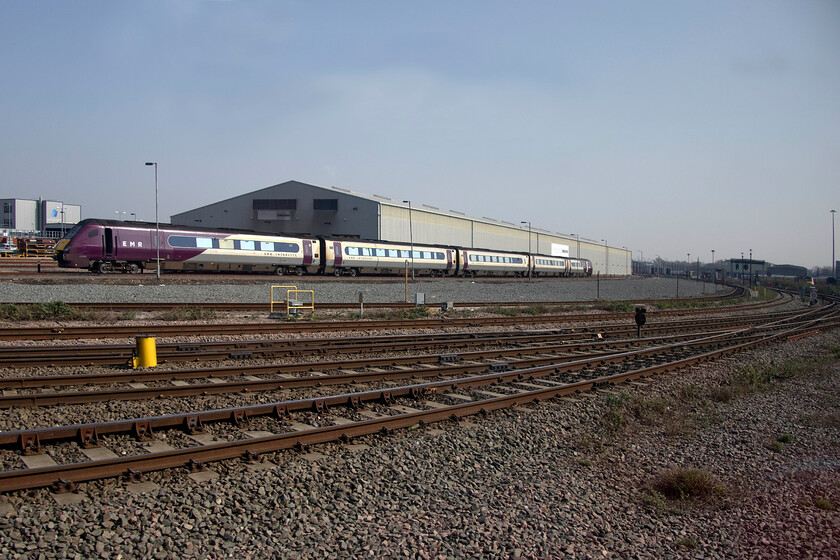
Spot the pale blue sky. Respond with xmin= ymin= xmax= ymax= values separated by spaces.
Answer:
xmin=2 ymin=1 xmax=838 ymax=268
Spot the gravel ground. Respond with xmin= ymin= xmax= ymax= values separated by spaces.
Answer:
xmin=0 ymin=276 xmax=720 ymax=304
xmin=0 ymin=280 xmax=837 ymax=559
xmin=0 ymin=331 xmax=837 ymax=559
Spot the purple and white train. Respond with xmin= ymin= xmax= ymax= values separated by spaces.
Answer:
xmin=54 ymin=219 xmax=593 ymax=278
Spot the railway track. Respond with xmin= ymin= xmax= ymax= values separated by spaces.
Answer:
xmin=0 ymin=315 xmax=831 ymax=408
xmin=1 ymin=284 xmax=745 ymax=312
xmin=0 ymin=296 xmax=835 ymax=494
xmin=0 ymin=306 xmax=808 ymax=368
xmin=0 ymin=290 xmax=790 ymax=342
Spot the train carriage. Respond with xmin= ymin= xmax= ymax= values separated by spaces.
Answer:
xmin=325 ymin=240 xmax=453 ymax=276
xmin=568 ymin=259 xmax=586 ymax=277
xmin=458 ymin=248 xmax=529 ymax=277
xmin=54 ymin=219 xmax=319 ymax=275
xmin=532 ymin=256 xmax=570 ymax=277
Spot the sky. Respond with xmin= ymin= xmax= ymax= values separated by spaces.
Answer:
xmin=1 ymin=1 xmax=839 ymax=269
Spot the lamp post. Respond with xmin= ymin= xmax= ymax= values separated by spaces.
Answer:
xmin=115 ymin=210 xmax=126 ymax=221
xmin=832 ymin=210 xmax=836 ymax=279
xmin=402 ymin=200 xmax=413 ymax=279
xmin=130 ymin=212 xmax=136 ymax=222
xmin=521 ymin=221 xmax=531 ymax=280
xmin=711 ymin=249 xmax=715 ymax=284
xmin=749 ymin=248 xmax=753 ymax=287
xmin=571 ymin=233 xmax=580 ymax=259
xmin=687 ymin=253 xmax=690 ymax=277
xmin=145 ymin=162 xmax=159 ymax=280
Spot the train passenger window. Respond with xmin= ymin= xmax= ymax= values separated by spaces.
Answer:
xmin=219 ymin=239 xmax=234 ymax=249
xmin=168 ymin=236 xmax=197 ymax=248
xmin=362 ymin=248 xmax=373 ymax=257
xmin=196 ymin=238 xmax=213 ymax=249
xmin=345 ymin=247 xmax=358 ymax=256
xmin=276 ymin=242 xmax=299 ymax=252
xmin=260 ymin=241 xmax=274 ymax=251
xmin=240 ymin=240 xmax=255 ymax=251
xmin=376 ymin=249 xmax=386 ymax=257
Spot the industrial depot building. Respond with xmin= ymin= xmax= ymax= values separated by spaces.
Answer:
xmin=171 ymin=180 xmax=631 ymax=277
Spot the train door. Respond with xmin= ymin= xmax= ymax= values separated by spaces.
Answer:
xmin=446 ymin=249 xmax=453 ymax=271
xmin=333 ymin=241 xmax=343 ymax=266
xmin=103 ymin=228 xmax=114 ymax=259
xmin=461 ymin=250 xmax=469 ymax=274
xmin=303 ymin=240 xmax=313 ymax=265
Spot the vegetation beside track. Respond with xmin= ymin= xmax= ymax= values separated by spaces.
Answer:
xmin=0 ymin=301 xmax=94 ymax=321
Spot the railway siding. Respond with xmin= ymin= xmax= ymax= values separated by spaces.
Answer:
xmin=0 ymin=284 xmax=836 ymax=559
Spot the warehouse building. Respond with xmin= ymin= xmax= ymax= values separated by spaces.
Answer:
xmin=1 ymin=198 xmax=81 ymax=238
xmin=171 ymin=180 xmax=630 ymax=276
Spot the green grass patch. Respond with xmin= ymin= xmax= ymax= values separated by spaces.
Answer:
xmin=0 ymin=301 xmax=94 ymax=321
xmin=157 ymin=307 xmax=217 ymax=321
xmin=729 ymin=358 xmax=813 ymax=394
xmin=765 ymin=440 xmax=784 ymax=453
xmin=814 ymin=498 xmax=835 ymax=511
xmin=676 ymin=537 xmax=699 ymax=549
xmin=596 ymin=301 xmax=635 ymax=313
xmin=651 ymin=466 xmax=727 ymax=501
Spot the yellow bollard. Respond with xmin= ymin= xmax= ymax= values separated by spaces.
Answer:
xmin=133 ymin=335 xmax=157 ymax=368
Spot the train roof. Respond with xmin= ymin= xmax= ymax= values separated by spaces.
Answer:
xmin=75 ymin=218 xmax=319 ymax=238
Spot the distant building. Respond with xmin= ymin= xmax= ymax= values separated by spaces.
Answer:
xmin=1 ymin=198 xmax=81 ymax=239
xmin=171 ymin=179 xmax=631 ymax=276
xmin=766 ymin=264 xmax=808 ymax=278
xmin=725 ymin=258 xmax=767 ymax=281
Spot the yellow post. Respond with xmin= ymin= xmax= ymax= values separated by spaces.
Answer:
xmin=133 ymin=335 xmax=157 ymax=368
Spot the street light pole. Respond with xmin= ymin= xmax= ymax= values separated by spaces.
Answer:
xmin=711 ymin=249 xmax=715 ymax=284
xmin=687 ymin=253 xmax=690 ymax=277
xmin=402 ymin=200 xmax=413 ymax=279
xmin=521 ymin=221 xmax=531 ymax=280
xmin=145 ymin=162 xmax=159 ymax=280
xmin=749 ymin=248 xmax=752 ymax=287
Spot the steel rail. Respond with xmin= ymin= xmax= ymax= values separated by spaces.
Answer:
xmin=0 ymin=326 xmax=752 ymax=390
xmin=0 ymin=303 xmax=832 ymax=493
xmin=0 ymin=307 xmax=811 ymax=367
xmin=0 ymin=290 xmax=785 ymax=342
xmin=4 ymin=307 xmax=835 ymax=441
xmin=2 ymin=312 xmax=835 ymax=407
xmin=0 ymin=329 xmax=761 ymax=408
